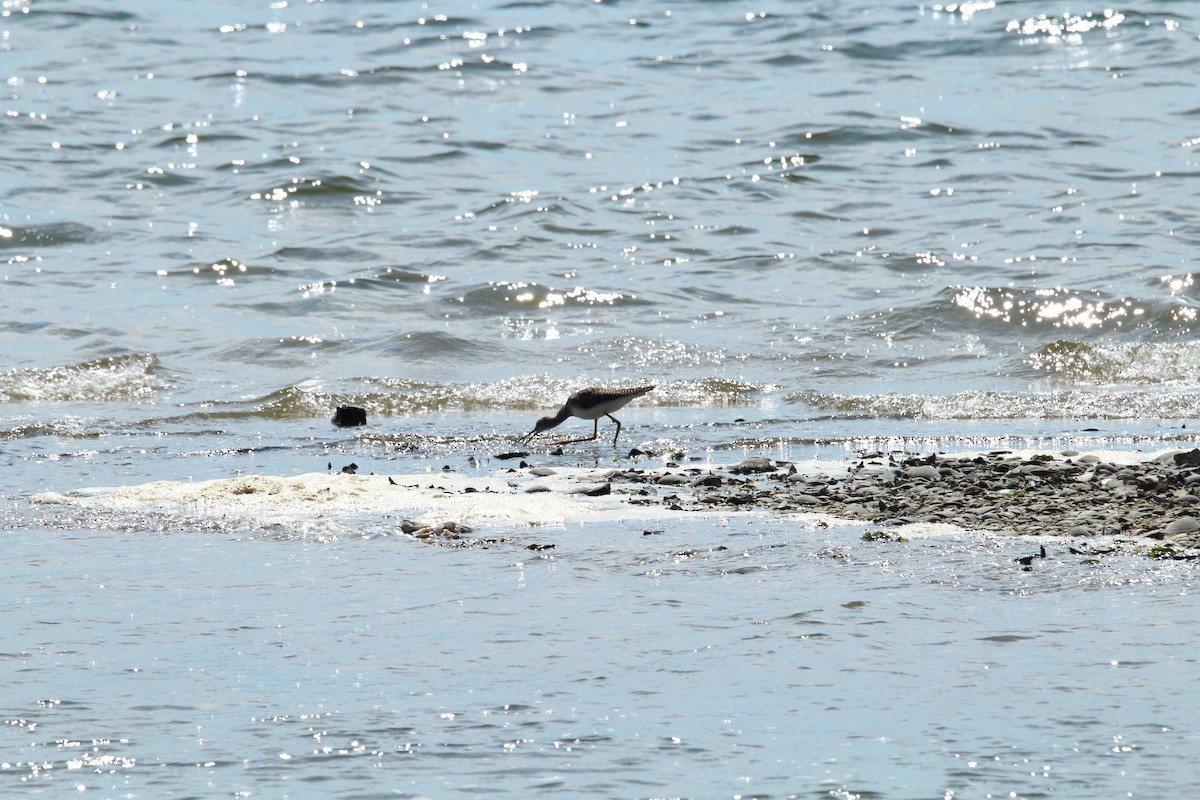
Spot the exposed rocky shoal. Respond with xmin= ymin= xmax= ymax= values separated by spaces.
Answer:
xmin=591 ymin=448 xmax=1200 ymax=557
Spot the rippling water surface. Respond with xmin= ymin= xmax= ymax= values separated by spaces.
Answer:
xmin=5 ymin=522 xmax=1200 ymax=799
xmin=4 ymin=0 xmax=1200 ymax=796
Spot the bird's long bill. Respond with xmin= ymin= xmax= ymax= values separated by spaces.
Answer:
xmin=518 ymin=426 xmax=537 ymax=443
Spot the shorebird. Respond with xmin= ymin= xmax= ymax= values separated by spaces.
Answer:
xmin=521 ymin=385 xmax=655 ymax=446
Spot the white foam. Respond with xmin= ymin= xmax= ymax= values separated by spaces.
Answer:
xmin=33 ymin=470 xmax=684 ymax=528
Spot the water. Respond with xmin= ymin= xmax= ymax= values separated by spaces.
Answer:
xmin=3 ymin=0 xmax=1200 ymax=796
xmin=6 ymin=523 xmax=1199 ymax=799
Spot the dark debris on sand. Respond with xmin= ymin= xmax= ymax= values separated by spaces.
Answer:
xmin=592 ymin=449 xmax=1200 ymax=558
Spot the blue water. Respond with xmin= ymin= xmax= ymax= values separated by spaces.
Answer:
xmin=6 ymin=522 xmax=1198 ymax=798
xmin=4 ymin=0 xmax=1200 ymax=796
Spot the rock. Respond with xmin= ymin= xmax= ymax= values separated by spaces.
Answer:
xmin=730 ymin=456 xmax=776 ymax=475
xmin=332 ymin=405 xmax=367 ymax=427
xmin=904 ymin=465 xmax=941 ymax=481
xmin=572 ymin=483 xmax=612 ymax=497
xmin=1165 ymin=516 xmax=1200 ymax=535
xmin=692 ymin=474 xmax=723 ymax=487
xmin=525 ymin=484 xmax=551 ymax=493
xmin=529 ymin=467 xmax=557 ymax=477
xmin=656 ymin=473 xmax=689 ymax=486
xmin=1173 ymin=449 xmax=1200 ymax=467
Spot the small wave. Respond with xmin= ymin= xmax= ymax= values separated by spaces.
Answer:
xmin=458 ymin=280 xmax=645 ymax=313
xmin=0 ymin=222 xmax=101 ymax=249
xmin=248 ymin=173 xmax=381 ymax=208
xmin=210 ymin=336 xmax=353 ymax=369
xmin=1026 ymin=340 xmax=1200 ymax=386
xmin=160 ymin=257 xmax=279 ymax=284
xmin=793 ymin=388 xmax=1200 ymax=421
xmin=1 ymin=420 xmax=106 ymax=440
xmin=0 ymin=354 xmax=160 ymax=403
xmin=369 ymin=330 xmax=504 ymax=362
xmin=172 ymin=381 xmax=482 ymax=422
xmin=181 ymin=385 xmax=336 ymax=421
xmin=164 ymin=377 xmax=769 ymax=425
xmin=489 ymin=376 xmax=769 ymax=411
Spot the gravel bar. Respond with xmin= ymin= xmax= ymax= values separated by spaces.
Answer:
xmin=594 ymin=448 xmax=1200 ymax=558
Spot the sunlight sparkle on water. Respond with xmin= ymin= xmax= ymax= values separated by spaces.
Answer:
xmin=952 ymin=286 xmax=1141 ymax=329
xmin=1006 ymin=9 xmax=1125 ymax=39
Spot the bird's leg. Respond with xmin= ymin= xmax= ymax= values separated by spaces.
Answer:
xmin=608 ymin=414 xmax=622 ymax=445
xmin=551 ymin=418 xmax=600 ymax=446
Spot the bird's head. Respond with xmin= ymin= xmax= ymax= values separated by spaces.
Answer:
xmin=520 ymin=415 xmax=561 ymax=442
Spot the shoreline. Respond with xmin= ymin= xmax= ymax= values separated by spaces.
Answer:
xmin=32 ymin=448 xmax=1200 ymax=559
xmin=589 ymin=448 xmax=1200 ymax=558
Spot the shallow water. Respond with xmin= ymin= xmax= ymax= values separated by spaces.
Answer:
xmin=4 ymin=0 xmax=1200 ymax=796
xmin=5 ymin=520 xmax=1199 ymax=799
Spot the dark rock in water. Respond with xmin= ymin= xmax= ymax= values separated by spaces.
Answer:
xmin=575 ymin=483 xmax=612 ymax=497
xmin=332 ymin=405 xmax=367 ymax=427
xmin=495 ymin=451 xmax=529 ymax=460
xmin=1173 ymin=449 xmax=1200 ymax=467
xmin=341 ymin=462 xmax=358 ymax=474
